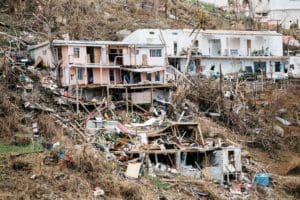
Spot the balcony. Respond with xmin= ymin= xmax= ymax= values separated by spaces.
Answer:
xmin=224 ymin=49 xmax=239 ymax=56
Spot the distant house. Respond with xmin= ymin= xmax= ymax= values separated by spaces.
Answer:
xmin=124 ymin=29 xmax=288 ymax=80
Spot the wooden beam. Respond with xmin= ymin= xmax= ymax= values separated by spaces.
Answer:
xmin=75 ymin=67 xmax=79 ymax=114
xmin=197 ymin=124 xmax=205 ymax=145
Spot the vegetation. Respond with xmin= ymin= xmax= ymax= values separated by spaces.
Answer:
xmin=149 ymin=176 xmax=170 ymax=191
xmin=0 ymin=142 xmax=44 ymax=154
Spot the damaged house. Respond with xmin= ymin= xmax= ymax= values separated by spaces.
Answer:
xmin=123 ymin=29 xmax=289 ymax=80
xmin=28 ymin=39 xmax=171 ymax=109
xmin=108 ymin=120 xmax=242 ymax=183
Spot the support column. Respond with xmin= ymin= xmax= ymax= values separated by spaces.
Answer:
xmin=125 ymin=87 xmax=129 ymax=115
xmin=106 ymin=85 xmax=109 ymax=100
xmin=75 ymin=67 xmax=79 ymax=114
xmin=151 ymin=86 xmax=154 ymax=107
xmin=176 ymin=151 xmax=181 ymax=171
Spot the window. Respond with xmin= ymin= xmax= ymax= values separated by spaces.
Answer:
xmin=136 ymin=49 xmax=139 ymax=55
xmin=275 ymin=62 xmax=281 ymax=72
xmin=149 ymin=31 xmax=155 ymax=35
xmin=77 ymin=68 xmax=83 ymax=80
xmin=74 ymin=47 xmax=80 ymax=58
xmin=43 ymin=50 xmax=47 ymax=55
xmin=146 ymin=73 xmax=152 ymax=81
xmin=155 ymin=71 xmax=160 ymax=81
xmin=150 ymin=49 xmax=162 ymax=57
xmin=55 ymin=47 xmax=62 ymax=60
xmin=245 ymin=66 xmax=253 ymax=73
xmin=109 ymin=69 xmax=115 ymax=82
xmin=194 ymin=40 xmax=199 ymax=47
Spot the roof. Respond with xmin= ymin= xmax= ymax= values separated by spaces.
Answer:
xmin=122 ymin=29 xmax=282 ymax=45
xmin=27 ymin=41 xmax=49 ymax=51
xmin=28 ymin=39 xmax=164 ymax=50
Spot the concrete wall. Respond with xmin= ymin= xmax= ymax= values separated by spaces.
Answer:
xmin=123 ymin=47 xmax=166 ymax=67
xmin=30 ymin=44 xmax=54 ymax=68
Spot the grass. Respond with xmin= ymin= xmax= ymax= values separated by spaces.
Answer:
xmin=0 ymin=142 xmax=45 ymax=154
xmin=149 ymin=176 xmax=170 ymax=191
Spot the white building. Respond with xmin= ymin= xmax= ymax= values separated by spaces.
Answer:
xmin=201 ymin=0 xmax=300 ymax=29
xmin=266 ymin=0 xmax=300 ymax=29
xmin=123 ymin=29 xmax=288 ymax=80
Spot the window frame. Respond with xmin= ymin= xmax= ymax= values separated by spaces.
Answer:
xmin=150 ymin=49 xmax=162 ymax=57
xmin=77 ymin=68 xmax=83 ymax=80
xmin=74 ymin=47 xmax=80 ymax=58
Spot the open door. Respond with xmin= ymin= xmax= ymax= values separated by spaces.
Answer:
xmin=87 ymin=68 xmax=94 ymax=84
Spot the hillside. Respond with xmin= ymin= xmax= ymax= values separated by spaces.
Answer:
xmin=0 ymin=1 xmax=299 ymax=200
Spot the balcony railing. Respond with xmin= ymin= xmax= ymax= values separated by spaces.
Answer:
xmin=224 ymin=49 xmax=239 ymax=56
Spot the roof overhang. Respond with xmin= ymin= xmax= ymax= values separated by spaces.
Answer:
xmin=121 ymin=67 xmax=165 ymax=73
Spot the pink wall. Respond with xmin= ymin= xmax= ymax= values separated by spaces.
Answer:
xmin=69 ymin=67 xmax=121 ymax=85
xmin=69 ymin=67 xmax=87 ymax=85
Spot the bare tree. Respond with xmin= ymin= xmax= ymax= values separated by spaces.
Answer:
xmin=30 ymin=0 xmax=64 ymax=84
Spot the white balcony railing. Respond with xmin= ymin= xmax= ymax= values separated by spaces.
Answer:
xmin=224 ymin=49 xmax=239 ymax=56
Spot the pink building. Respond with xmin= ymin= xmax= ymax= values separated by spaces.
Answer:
xmin=29 ymin=40 xmax=166 ymax=87
xmin=28 ymin=39 xmax=170 ymax=106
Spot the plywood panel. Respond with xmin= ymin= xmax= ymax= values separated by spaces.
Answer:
xmin=94 ymin=48 xmax=101 ymax=63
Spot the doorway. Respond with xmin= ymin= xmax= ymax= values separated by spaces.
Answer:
xmin=87 ymin=47 xmax=95 ymax=63
xmin=87 ymin=68 xmax=94 ymax=84
xmin=247 ymin=40 xmax=252 ymax=56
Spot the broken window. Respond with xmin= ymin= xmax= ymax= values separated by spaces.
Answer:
xmin=74 ymin=47 xmax=80 ymax=58
xmin=77 ymin=68 xmax=83 ymax=80
xmin=150 ymin=49 xmax=162 ymax=57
